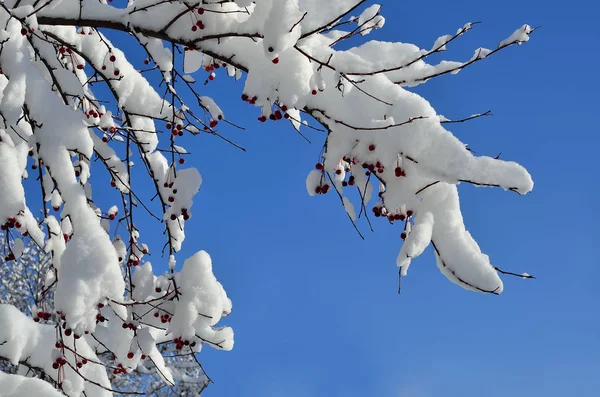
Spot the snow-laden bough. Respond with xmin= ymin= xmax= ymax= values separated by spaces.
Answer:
xmin=0 ymin=0 xmax=536 ymax=395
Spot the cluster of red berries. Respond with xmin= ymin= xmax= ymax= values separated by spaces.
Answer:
xmin=125 ymin=351 xmax=146 ymax=360
xmin=20 ymin=27 xmax=33 ymax=36
xmin=1 ymin=217 xmax=21 ymax=231
xmin=170 ymin=207 xmax=190 ymax=221
xmin=58 ymin=47 xmax=71 ymax=56
xmin=341 ymin=175 xmax=356 ymax=187
xmin=314 ymin=184 xmax=330 ymax=195
xmin=168 ymin=122 xmax=185 ymax=136
xmin=241 ymin=93 xmax=258 ymax=105
xmin=173 ymin=336 xmax=196 ymax=350
xmin=113 ymin=363 xmax=127 ymax=375
xmin=33 ymin=310 xmax=52 ymax=322
xmin=58 ymin=44 xmax=87 ymax=70
xmin=316 ymin=161 xmax=358 ymax=188
xmin=126 ymin=258 xmax=140 ymax=267
xmin=260 ymin=107 xmax=291 ymax=123
xmin=362 ymin=161 xmax=385 ymax=175
xmin=204 ymin=62 xmax=226 ymax=72
xmin=76 ymin=358 xmax=89 ymax=368
xmin=372 ymin=207 xmax=413 ymax=221
xmin=101 ymin=127 xmax=117 ymax=143
xmin=52 ymin=356 xmax=67 ymax=370
xmin=190 ymin=7 xmax=206 ymax=31
xmin=121 ymin=322 xmax=137 ymax=330
xmin=394 ymin=167 xmax=406 ymax=177
xmin=157 ymin=312 xmax=172 ymax=324
xmin=85 ymin=108 xmax=103 ymax=119
xmin=101 ymin=53 xmax=120 ymax=76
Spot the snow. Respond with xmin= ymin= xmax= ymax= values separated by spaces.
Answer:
xmin=168 ymin=251 xmax=234 ymax=350
xmin=0 ymin=134 xmax=27 ymax=224
xmin=0 ymin=372 xmax=64 ymax=397
xmin=0 ymin=0 xmax=535 ymax=394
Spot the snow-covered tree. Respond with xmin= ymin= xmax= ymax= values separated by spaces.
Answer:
xmin=0 ymin=234 xmax=211 ymax=396
xmin=0 ymin=0 xmax=536 ymax=395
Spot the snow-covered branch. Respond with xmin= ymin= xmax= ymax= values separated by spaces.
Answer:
xmin=0 ymin=0 xmax=536 ymax=395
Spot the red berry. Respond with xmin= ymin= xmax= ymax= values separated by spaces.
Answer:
xmin=258 ymin=115 xmax=267 ymax=122
xmin=166 ymin=123 xmax=172 ymax=130
xmin=315 ymin=186 xmax=321 ymax=194
xmin=127 ymin=352 xmax=134 ymax=359
xmin=52 ymin=362 xmax=59 ymax=370
xmin=113 ymin=69 xmax=120 ymax=76
xmin=321 ymin=184 xmax=330 ymax=194
xmin=144 ymin=59 xmax=149 ymax=65
xmin=315 ymin=163 xmax=324 ymax=170
xmin=335 ymin=169 xmax=342 ymax=175
xmin=21 ymin=28 xmax=27 ymax=36
xmin=401 ymin=232 xmax=407 ymax=240
xmin=109 ymin=55 xmax=116 ymax=62
xmin=77 ymin=64 xmax=84 ymax=70
xmin=210 ymin=120 xmax=218 ymax=128
xmin=272 ymin=57 xmax=279 ymax=64
xmin=198 ymin=7 xmax=205 ymax=14
xmin=82 ymin=359 xmax=88 ymax=364
xmin=178 ymin=158 xmax=185 ymax=164
xmin=406 ymin=210 xmax=413 ymax=217
xmin=369 ymin=144 xmax=376 ymax=151
xmin=191 ymin=25 xmax=198 ymax=32
xmin=241 ymin=94 xmax=249 ymax=101
xmin=395 ymin=167 xmax=403 ymax=177
xmin=108 ymin=214 xmax=115 ymax=220
xmin=155 ymin=287 xmax=161 ymax=293
xmin=140 ymin=355 xmax=146 ymax=360
xmin=311 ymin=89 xmax=317 ymax=95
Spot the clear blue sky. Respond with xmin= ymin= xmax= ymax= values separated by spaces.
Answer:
xmin=95 ymin=1 xmax=599 ymax=396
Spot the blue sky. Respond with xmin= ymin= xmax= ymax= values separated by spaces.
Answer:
xmin=80 ymin=1 xmax=600 ymax=396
